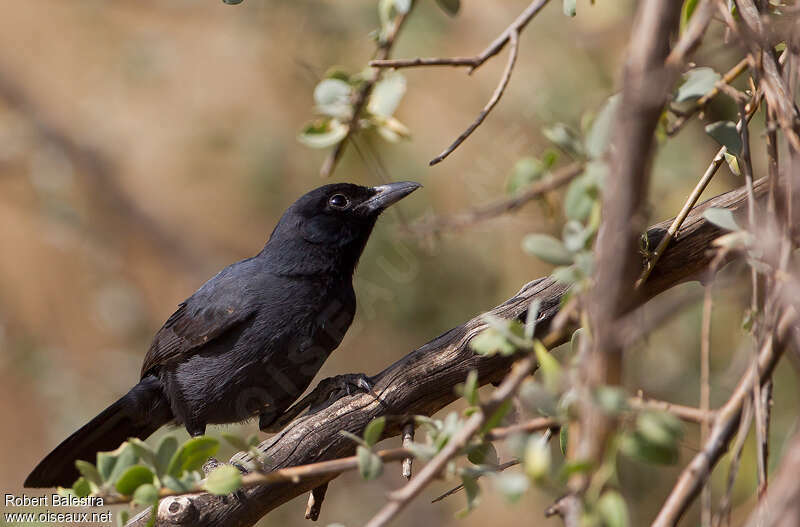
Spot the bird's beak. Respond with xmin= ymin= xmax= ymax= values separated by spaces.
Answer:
xmin=358 ymin=181 xmax=422 ymax=213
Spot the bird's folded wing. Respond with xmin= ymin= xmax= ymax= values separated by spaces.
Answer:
xmin=140 ymin=299 xmax=256 ymax=378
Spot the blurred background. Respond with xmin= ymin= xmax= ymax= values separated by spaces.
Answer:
xmin=0 ymin=1 xmax=796 ymax=526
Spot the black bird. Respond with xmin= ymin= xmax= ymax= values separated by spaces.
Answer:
xmin=25 ymin=181 xmax=420 ymax=488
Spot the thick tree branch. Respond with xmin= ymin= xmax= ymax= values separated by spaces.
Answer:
xmin=128 ymin=180 xmax=765 ymax=527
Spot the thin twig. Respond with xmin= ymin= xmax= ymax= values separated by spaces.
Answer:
xmin=409 ymin=163 xmax=582 ymax=236
xmin=701 ymin=285 xmax=713 ymax=527
xmin=714 ymin=398 xmax=754 ymax=527
xmin=635 ymin=95 xmax=760 ymax=289
xmin=429 ymin=29 xmax=520 ymax=166
xmin=430 ymin=460 xmax=519 ymax=504
xmin=319 ymin=4 xmax=413 ymax=177
xmin=370 ymin=0 xmax=550 ymax=73
xmin=727 ymin=0 xmax=800 ymax=153
xmin=652 ymin=308 xmax=796 ymax=527
xmin=667 ymin=57 xmax=750 ymax=136
xmin=364 ymin=355 xmax=540 ymax=527
xmin=630 ymin=396 xmax=717 ymax=426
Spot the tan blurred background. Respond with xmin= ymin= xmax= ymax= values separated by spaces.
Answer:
xmin=0 ymin=1 xmax=796 ymax=526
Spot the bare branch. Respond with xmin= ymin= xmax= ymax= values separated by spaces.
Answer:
xmin=369 ymin=0 xmax=550 ymax=73
xmin=429 ymin=29 xmax=520 ymax=166
xmin=652 ymin=309 xmax=796 ymax=527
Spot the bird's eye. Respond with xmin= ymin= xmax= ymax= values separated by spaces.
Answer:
xmin=328 ymin=194 xmax=349 ymax=209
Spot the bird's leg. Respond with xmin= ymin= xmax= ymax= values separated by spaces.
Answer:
xmin=260 ymin=373 xmax=374 ymax=433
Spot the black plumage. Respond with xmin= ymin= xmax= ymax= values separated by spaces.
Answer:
xmin=25 ymin=181 xmax=420 ymax=488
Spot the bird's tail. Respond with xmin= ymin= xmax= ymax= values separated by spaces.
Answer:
xmin=25 ymin=375 xmax=173 ymax=488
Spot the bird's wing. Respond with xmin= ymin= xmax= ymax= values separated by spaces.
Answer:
xmin=140 ymin=293 xmax=256 ymax=378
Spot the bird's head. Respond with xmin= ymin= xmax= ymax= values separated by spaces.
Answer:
xmin=265 ymin=181 xmax=421 ymax=275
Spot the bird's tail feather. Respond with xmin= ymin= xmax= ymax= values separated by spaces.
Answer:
xmin=25 ymin=376 xmax=172 ymax=488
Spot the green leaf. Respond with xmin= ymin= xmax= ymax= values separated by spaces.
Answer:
xmin=108 ymin=444 xmax=137 ymax=485
xmin=467 ymin=442 xmax=499 ymax=466
xmin=636 ymin=411 xmax=683 ymax=448
xmin=363 ymin=417 xmax=386 ymax=447
xmin=585 ymin=94 xmax=620 ymax=158
xmin=368 ymin=73 xmax=406 ymax=118
xmin=204 ymin=465 xmax=243 ymax=495
xmin=75 ymin=460 xmax=103 ymax=488
xmin=480 ymin=400 xmax=512 ymax=435
xmin=524 ymin=298 xmax=542 ymax=340
xmin=132 ymin=483 xmax=159 ymax=507
xmin=115 ymin=465 xmax=155 ymax=496
xmin=680 ymin=0 xmax=700 ymax=35
xmin=340 ymin=430 xmax=370 ymax=448
xmin=507 ymin=157 xmax=546 ymax=194
xmin=117 ymin=510 xmax=130 ymax=527
xmin=72 ymin=477 xmax=91 ymax=498
xmin=703 ymin=207 xmax=740 ymax=231
xmin=356 ymin=445 xmax=383 ymax=480
xmin=594 ymin=386 xmax=629 ymax=415
xmin=162 ymin=475 xmax=190 ymax=492
xmin=675 ymin=67 xmax=720 ymax=102
xmin=563 ymin=220 xmax=591 ymax=252
xmin=559 ymin=425 xmax=569 ymax=456
xmin=221 ymin=433 xmax=250 ymax=452
xmin=406 ymin=441 xmax=437 ymax=461
xmin=494 ymin=472 xmax=529 ymax=503
xmin=393 ymin=0 xmax=411 ymax=13
xmin=456 ymin=474 xmax=480 ymax=517
xmin=524 ymin=435 xmax=551 ymax=482
xmin=129 ymin=439 xmax=157 ymax=470
xmin=533 ymin=340 xmax=562 ymax=393
xmin=460 ymin=369 xmax=479 ymax=406
xmin=166 ymin=436 xmax=219 ymax=478
xmin=560 ymin=459 xmax=594 ymax=478
xmin=435 ymin=0 xmax=460 ymax=16
xmin=97 ymin=451 xmax=117 ymax=482
xmin=155 ymin=436 xmax=178 ymax=478
xmin=563 ymin=0 xmax=577 ymax=16
xmin=470 ymin=328 xmax=515 ymax=357
xmin=522 ymin=234 xmax=574 ymax=266
xmin=724 ymin=152 xmax=741 ymax=176
xmin=598 ymin=490 xmax=630 ymax=527
xmin=564 ymin=170 xmax=601 ymax=221
xmin=313 ymin=78 xmax=352 ymax=119
xmin=298 ymin=119 xmax=349 ymax=149
xmin=621 ymin=433 xmax=679 ymax=465
xmin=374 ymin=115 xmax=410 ymax=143
xmin=543 ymin=123 xmax=585 ymax=158
xmin=551 ymin=265 xmax=582 ymax=285
xmin=705 ymin=121 xmax=742 ymax=155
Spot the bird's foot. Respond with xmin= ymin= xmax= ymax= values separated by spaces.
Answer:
xmin=260 ymin=373 xmax=374 ymax=433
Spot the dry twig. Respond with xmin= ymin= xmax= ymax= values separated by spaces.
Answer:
xmin=409 ymin=162 xmax=582 ymax=236
xmin=652 ymin=309 xmax=796 ymax=527
xmin=370 ymin=0 xmax=551 ymax=166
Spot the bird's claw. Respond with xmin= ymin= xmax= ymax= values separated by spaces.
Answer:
xmin=313 ymin=373 xmax=373 ymax=405
xmin=260 ymin=373 xmax=374 ymax=433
